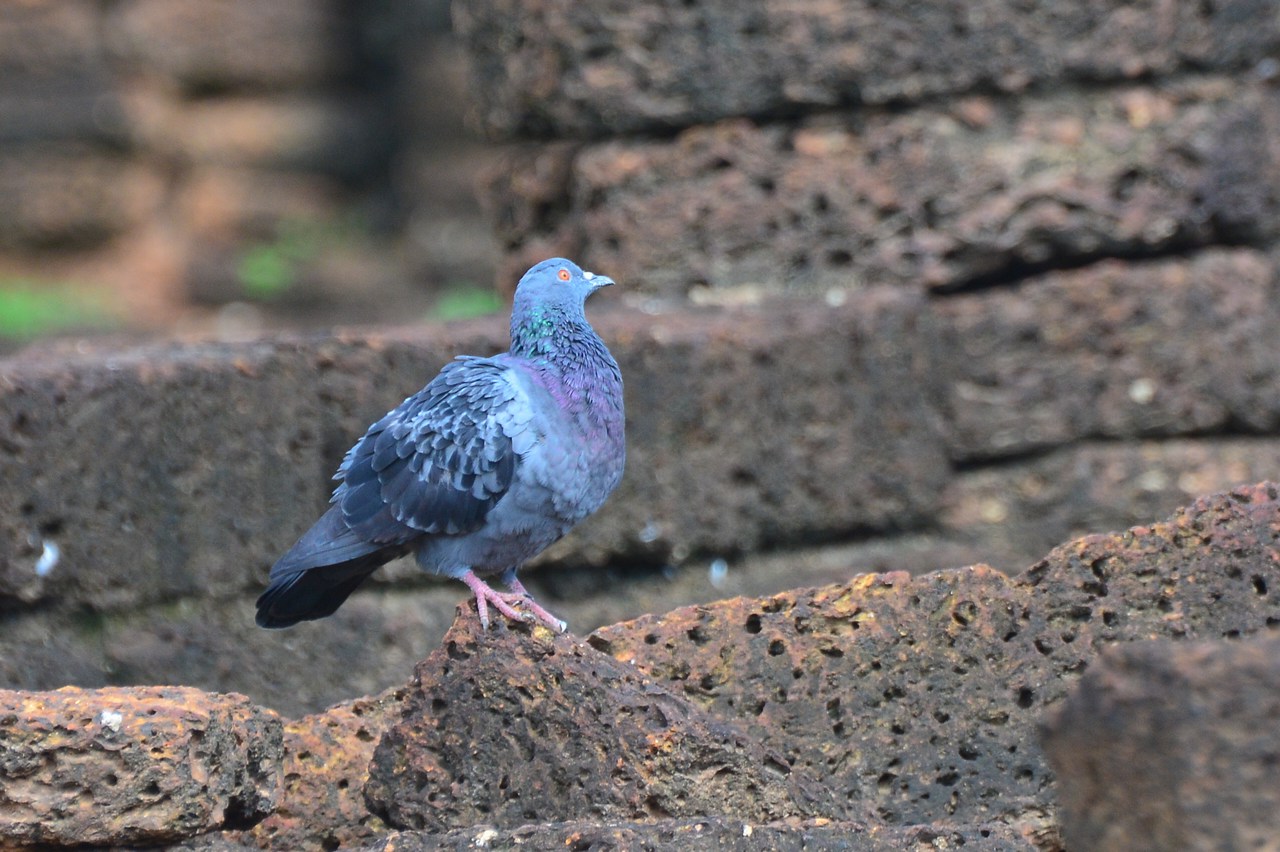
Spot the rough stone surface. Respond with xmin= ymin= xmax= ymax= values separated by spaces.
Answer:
xmin=357 ymin=817 xmax=1044 ymax=851
xmin=364 ymin=614 xmax=835 ymax=832
xmin=0 ymin=686 xmax=281 ymax=848
xmin=557 ymin=288 xmax=948 ymax=567
xmin=938 ymin=249 xmax=1280 ymax=460
xmin=455 ymin=0 xmax=1280 ymax=138
xmin=939 ymin=438 xmax=1280 ymax=572
xmin=486 ymin=80 xmax=1280 ymax=297
xmin=588 ymin=483 xmax=1280 ymax=827
xmin=238 ymin=686 xmax=406 ymax=852
xmin=1043 ymin=635 xmax=1280 ymax=852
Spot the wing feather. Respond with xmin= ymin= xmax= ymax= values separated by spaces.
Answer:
xmin=331 ymin=356 xmax=536 ymax=546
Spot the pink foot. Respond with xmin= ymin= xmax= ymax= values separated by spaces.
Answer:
xmin=507 ymin=577 xmax=568 ymax=633
xmin=461 ymin=571 xmax=567 ymax=633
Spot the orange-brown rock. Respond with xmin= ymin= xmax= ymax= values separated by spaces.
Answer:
xmin=588 ymin=482 xmax=1280 ymax=827
xmin=363 ymin=612 xmax=836 ymax=833
xmin=239 ymin=686 xmax=406 ymax=852
xmin=0 ymin=686 xmax=281 ymax=848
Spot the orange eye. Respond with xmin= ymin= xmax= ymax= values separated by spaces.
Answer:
xmin=557 ymin=268 xmax=571 ymax=281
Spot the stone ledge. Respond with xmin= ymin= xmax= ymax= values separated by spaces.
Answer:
xmin=485 ymin=78 xmax=1280 ymax=298
xmin=0 ymin=686 xmax=281 ymax=848
xmin=1044 ymin=634 xmax=1280 ymax=850
xmin=455 ymin=0 xmax=1280 ymax=138
xmin=0 ymin=291 xmax=945 ymax=614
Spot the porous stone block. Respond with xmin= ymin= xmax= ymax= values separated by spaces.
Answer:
xmin=0 ymin=686 xmax=281 ymax=848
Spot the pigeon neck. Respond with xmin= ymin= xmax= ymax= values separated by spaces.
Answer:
xmin=509 ymin=304 xmax=622 ymax=408
xmin=510 ymin=303 xmax=589 ymax=362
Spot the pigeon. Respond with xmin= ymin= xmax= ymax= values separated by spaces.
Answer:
xmin=255 ymin=258 xmax=625 ymax=634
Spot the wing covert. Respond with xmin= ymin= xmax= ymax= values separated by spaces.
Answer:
xmin=332 ymin=356 xmax=534 ymax=544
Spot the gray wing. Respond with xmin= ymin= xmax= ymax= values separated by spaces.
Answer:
xmin=332 ymin=355 xmax=539 ymax=545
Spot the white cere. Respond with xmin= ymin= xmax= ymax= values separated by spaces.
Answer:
xmin=98 ymin=709 xmax=123 ymax=732
xmin=709 ymin=558 xmax=729 ymax=588
xmin=34 ymin=540 xmax=59 ymax=577
xmin=583 ymin=271 xmax=596 ymax=281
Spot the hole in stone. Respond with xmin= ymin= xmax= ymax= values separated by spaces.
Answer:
xmin=952 ymin=601 xmax=977 ymax=626
xmin=644 ymin=633 xmax=659 ymax=645
xmin=937 ymin=770 xmax=960 ymax=786
xmin=1253 ymin=575 xmax=1268 ymax=596
xmin=1016 ymin=687 xmax=1035 ymax=709
xmin=768 ymin=639 xmax=786 ymax=656
xmin=744 ymin=613 xmax=762 ymax=634
xmin=959 ymin=744 xmax=979 ymax=760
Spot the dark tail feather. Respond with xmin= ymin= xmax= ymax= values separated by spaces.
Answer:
xmin=255 ymin=553 xmax=389 ymax=628
xmin=255 ymin=507 xmax=408 ymax=628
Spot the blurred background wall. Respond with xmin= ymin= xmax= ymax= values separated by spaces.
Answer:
xmin=0 ymin=0 xmax=497 ymax=340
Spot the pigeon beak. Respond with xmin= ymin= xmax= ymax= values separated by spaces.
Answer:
xmin=586 ymin=272 xmax=615 ymax=291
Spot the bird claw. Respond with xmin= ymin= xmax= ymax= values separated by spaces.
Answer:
xmin=462 ymin=570 xmax=567 ymax=633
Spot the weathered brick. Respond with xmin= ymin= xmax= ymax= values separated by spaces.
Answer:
xmin=486 ymin=80 xmax=1280 ymax=298
xmin=456 ymin=0 xmax=1280 ymax=138
xmin=0 ymin=686 xmax=281 ymax=847
xmin=936 ymin=250 xmax=1280 ymax=460
xmin=1044 ymin=634 xmax=1280 ymax=851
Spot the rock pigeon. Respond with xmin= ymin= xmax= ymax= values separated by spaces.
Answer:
xmin=255 ymin=258 xmax=625 ymax=633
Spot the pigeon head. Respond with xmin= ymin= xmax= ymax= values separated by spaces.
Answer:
xmin=513 ymin=258 xmax=614 ymax=316
xmin=509 ymin=258 xmax=616 ymax=361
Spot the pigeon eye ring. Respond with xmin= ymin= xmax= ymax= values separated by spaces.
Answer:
xmin=557 ymin=268 xmax=571 ymax=281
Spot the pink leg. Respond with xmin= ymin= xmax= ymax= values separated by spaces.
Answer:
xmin=461 ymin=570 xmax=567 ymax=633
